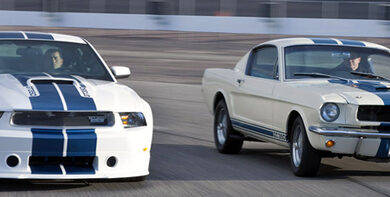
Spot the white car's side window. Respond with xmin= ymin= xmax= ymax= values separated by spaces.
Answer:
xmin=247 ymin=46 xmax=278 ymax=80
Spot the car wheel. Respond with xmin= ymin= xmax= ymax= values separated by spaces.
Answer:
xmin=214 ymin=100 xmax=243 ymax=154
xmin=290 ymin=117 xmax=321 ymax=177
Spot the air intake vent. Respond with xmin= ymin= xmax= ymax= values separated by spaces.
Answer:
xmin=29 ymin=156 xmax=95 ymax=174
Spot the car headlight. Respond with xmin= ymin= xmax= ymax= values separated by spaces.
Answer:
xmin=320 ymin=103 xmax=340 ymax=122
xmin=119 ymin=112 xmax=147 ymax=128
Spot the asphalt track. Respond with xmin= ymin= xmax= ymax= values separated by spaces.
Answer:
xmin=0 ymin=27 xmax=390 ymax=196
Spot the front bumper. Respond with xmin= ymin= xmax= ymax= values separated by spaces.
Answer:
xmin=0 ymin=124 xmax=153 ymax=179
xmin=308 ymin=126 xmax=390 ymax=158
xmin=309 ymin=126 xmax=390 ymax=138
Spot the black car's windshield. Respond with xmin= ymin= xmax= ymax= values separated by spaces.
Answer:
xmin=285 ymin=45 xmax=390 ymax=81
xmin=0 ymin=40 xmax=113 ymax=81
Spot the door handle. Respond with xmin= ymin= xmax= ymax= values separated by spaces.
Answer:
xmin=237 ymin=79 xmax=245 ymax=85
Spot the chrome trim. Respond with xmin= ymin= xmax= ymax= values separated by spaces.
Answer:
xmin=354 ymin=137 xmax=364 ymax=153
xmin=309 ymin=126 xmax=390 ymax=138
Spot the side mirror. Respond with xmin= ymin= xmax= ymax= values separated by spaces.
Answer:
xmin=110 ymin=66 xmax=131 ymax=79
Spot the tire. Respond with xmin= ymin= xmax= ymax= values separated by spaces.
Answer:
xmin=290 ymin=117 xmax=321 ymax=177
xmin=214 ymin=100 xmax=243 ymax=154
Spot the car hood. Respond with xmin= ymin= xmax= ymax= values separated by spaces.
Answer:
xmin=0 ymin=73 xmax=143 ymax=112
xmin=284 ymin=79 xmax=390 ymax=105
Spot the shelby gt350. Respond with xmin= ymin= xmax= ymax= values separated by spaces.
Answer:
xmin=202 ymin=38 xmax=390 ymax=176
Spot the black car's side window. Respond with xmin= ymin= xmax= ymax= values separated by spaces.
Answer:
xmin=247 ymin=46 xmax=278 ymax=79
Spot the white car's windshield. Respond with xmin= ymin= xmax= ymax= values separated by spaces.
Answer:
xmin=285 ymin=45 xmax=390 ymax=81
xmin=0 ymin=40 xmax=113 ymax=81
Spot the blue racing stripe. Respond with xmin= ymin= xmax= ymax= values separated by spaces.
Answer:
xmin=30 ymin=83 xmax=64 ymax=110
xmin=12 ymin=74 xmax=64 ymax=110
xmin=373 ymin=92 xmax=390 ymax=105
xmin=353 ymin=81 xmax=390 ymax=105
xmin=373 ymin=86 xmax=390 ymax=105
xmin=30 ymin=165 xmax=62 ymax=174
xmin=375 ymin=124 xmax=390 ymax=158
xmin=339 ymin=39 xmax=365 ymax=47
xmin=376 ymin=138 xmax=390 ymax=158
xmin=64 ymin=165 xmax=95 ymax=175
xmin=328 ymin=80 xmax=390 ymax=105
xmin=31 ymin=128 xmax=64 ymax=156
xmin=57 ymin=83 xmax=96 ymax=110
xmin=66 ymin=129 xmax=97 ymax=157
xmin=231 ymin=119 xmax=287 ymax=141
xmin=310 ymin=38 xmax=338 ymax=45
xmin=12 ymin=73 xmax=46 ymax=86
xmin=231 ymin=120 xmax=273 ymax=137
xmin=25 ymin=32 xmax=54 ymax=40
xmin=0 ymin=32 xmax=24 ymax=39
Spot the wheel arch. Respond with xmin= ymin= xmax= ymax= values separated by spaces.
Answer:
xmin=213 ymin=91 xmax=227 ymax=115
xmin=287 ymin=108 xmax=322 ymax=177
xmin=286 ymin=110 xmax=301 ymax=143
xmin=286 ymin=107 xmax=309 ymax=143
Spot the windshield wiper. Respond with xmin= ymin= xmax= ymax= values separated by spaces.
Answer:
xmin=294 ymin=72 xmax=350 ymax=83
xmin=350 ymin=71 xmax=390 ymax=81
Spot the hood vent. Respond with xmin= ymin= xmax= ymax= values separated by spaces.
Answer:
xmin=31 ymin=79 xmax=74 ymax=85
xmin=375 ymin=87 xmax=390 ymax=91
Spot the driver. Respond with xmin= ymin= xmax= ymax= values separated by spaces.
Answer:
xmin=341 ymin=53 xmax=361 ymax=72
xmin=334 ymin=52 xmax=371 ymax=74
xmin=45 ymin=49 xmax=64 ymax=70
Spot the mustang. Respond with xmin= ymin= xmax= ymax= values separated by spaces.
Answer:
xmin=0 ymin=31 xmax=153 ymax=180
xmin=202 ymin=38 xmax=390 ymax=176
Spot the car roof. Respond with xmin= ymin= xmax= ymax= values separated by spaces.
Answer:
xmin=257 ymin=37 xmax=390 ymax=51
xmin=0 ymin=31 xmax=86 ymax=44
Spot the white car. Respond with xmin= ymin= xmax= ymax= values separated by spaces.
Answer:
xmin=202 ymin=38 xmax=390 ymax=176
xmin=0 ymin=31 xmax=153 ymax=180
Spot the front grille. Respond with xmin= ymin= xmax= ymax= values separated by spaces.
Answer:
xmin=357 ymin=105 xmax=390 ymax=122
xmin=12 ymin=111 xmax=115 ymax=126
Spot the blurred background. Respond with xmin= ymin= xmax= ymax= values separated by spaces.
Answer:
xmin=0 ymin=0 xmax=389 ymax=37
xmin=0 ymin=0 xmax=389 ymax=20
xmin=0 ymin=2 xmax=390 ymax=197
xmin=0 ymin=0 xmax=387 ymax=83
